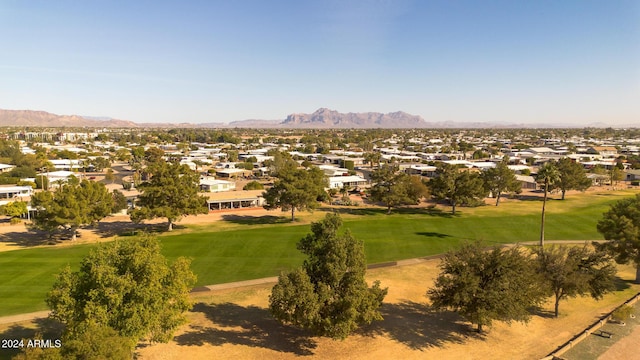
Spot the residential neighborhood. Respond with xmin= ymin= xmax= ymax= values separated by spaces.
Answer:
xmin=2 ymin=127 xmax=639 ymax=221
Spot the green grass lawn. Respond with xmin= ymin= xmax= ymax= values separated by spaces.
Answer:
xmin=0 ymin=190 xmax=636 ymax=317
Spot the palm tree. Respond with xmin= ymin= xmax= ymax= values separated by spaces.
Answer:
xmin=536 ymin=161 xmax=560 ymax=248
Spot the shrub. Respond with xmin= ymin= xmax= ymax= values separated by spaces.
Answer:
xmin=243 ymin=181 xmax=264 ymax=190
xmin=611 ymin=305 xmax=634 ymax=322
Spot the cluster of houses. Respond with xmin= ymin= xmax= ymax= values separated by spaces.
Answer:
xmin=2 ymin=129 xmax=640 ymax=218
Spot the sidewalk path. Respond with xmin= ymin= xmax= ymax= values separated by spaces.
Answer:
xmin=0 ymin=310 xmax=50 ymax=325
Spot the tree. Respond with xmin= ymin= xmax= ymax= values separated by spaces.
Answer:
xmin=14 ymin=322 xmax=135 ymax=360
xmin=596 ymin=194 xmax=640 ymax=283
xmin=89 ymin=157 xmax=111 ymax=172
xmin=129 ymin=161 xmax=208 ymax=231
xmin=265 ymin=150 xmax=297 ymax=176
xmin=30 ymin=179 xmax=114 ymax=240
xmin=364 ymin=151 xmax=382 ymax=168
xmin=428 ymin=242 xmax=545 ymax=333
xmin=111 ymin=189 xmax=128 ymax=213
xmin=1 ymin=200 xmax=27 ymax=219
xmin=369 ymin=165 xmax=428 ymax=214
xmin=243 ymin=180 xmax=264 ymax=190
xmin=263 ymin=166 xmax=328 ymax=221
xmin=226 ymin=150 xmax=239 ymax=162
xmin=429 ymin=164 xmax=487 ymax=214
xmin=555 ymin=157 xmax=591 ymax=200
xmin=46 ymin=235 xmax=195 ymax=347
xmin=536 ymin=161 xmax=560 ymax=248
xmin=144 ymin=147 xmax=165 ymax=164
xmin=269 ymin=214 xmax=387 ymax=339
xmin=535 ymin=244 xmax=616 ymax=317
xmin=610 ymin=167 xmax=624 ymax=189
xmin=482 ymin=157 xmax=521 ymax=206
xmin=77 ymin=180 xmax=114 ymax=226
xmin=105 ymin=168 xmax=115 ymax=183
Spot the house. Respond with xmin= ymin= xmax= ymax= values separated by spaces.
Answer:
xmin=507 ymin=165 xmax=531 ymax=174
xmin=318 ymin=165 xmax=350 ymax=177
xmin=442 ymin=160 xmax=474 ymax=168
xmin=405 ymin=165 xmax=438 ymax=177
xmin=205 ymin=190 xmax=265 ymax=211
xmin=49 ymin=159 xmax=84 ymax=170
xmin=215 ymin=168 xmax=252 ymax=178
xmin=0 ymin=185 xmax=33 ymax=201
xmin=626 ymin=169 xmax=640 ymax=181
xmin=199 ymin=177 xmax=236 ymax=192
xmin=38 ymin=170 xmax=77 ymax=185
xmin=525 ymin=147 xmax=558 ymax=156
xmin=515 ymin=175 xmax=537 ymax=190
xmin=587 ymin=173 xmax=610 ymax=186
xmin=0 ymin=164 xmax=15 ymax=173
xmin=587 ymin=146 xmax=618 ymax=158
xmin=328 ymin=175 xmax=368 ymax=189
xmin=470 ymin=162 xmax=496 ymax=170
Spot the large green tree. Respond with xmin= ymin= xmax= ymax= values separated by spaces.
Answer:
xmin=596 ymin=194 xmax=640 ymax=283
xmin=77 ymin=179 xmax=114 ymax=226
xmin=129 ymin=161 xmax=208 ymax=231
xmin=369 ymin=165 xmax=429 ymax=214
xmin=428 ymin=242 xmax=545 ymax=333
xmin=0 ymin=200 xmax=27 ymax=219
xmin=482 ymin=157 xmax=521 ymax=206
xmin=30 ymin=178 xmax=114 ymax=240
xmin=535 ymin=244 xmax=616 ymax=317
xmin=263 ymin=166 xmax=328 ymax=221
xmin=555 ymin=157 xmax=591 ymax=200
xmin=536 ymin=161 xmax=560 ymax=248
xmin=269 ymin=213 xmax=387 ymax=339
xmin=46 ymin=235 xmax=196 ymax=347
xmin=429 ymin=164 xmax=487 ymax=214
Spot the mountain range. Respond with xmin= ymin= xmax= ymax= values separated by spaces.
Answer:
xmin=0 ymin=108 xmax=633 ymax=129
xmin=0 ymin=108 xmax=431 ymax=128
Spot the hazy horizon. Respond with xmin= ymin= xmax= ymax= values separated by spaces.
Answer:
xmin=1 ymin=1 xmax=638 ymax=126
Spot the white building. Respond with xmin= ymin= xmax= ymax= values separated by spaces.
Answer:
xmin=0 ymin=185 xmax=33 ymax=201
xmin=199 ymin=177 xmax=236 ymax=192
xmin=0 ymin=164 xmax=15 ymax=173
xmin=50 ymin=159 xmax=84 ymax=170
xmin=328 ymin=175 xmax=368 ymax=189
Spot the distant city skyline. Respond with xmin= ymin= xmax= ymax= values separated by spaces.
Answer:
xmin=0 ymin=1 xmax=638 ymax=126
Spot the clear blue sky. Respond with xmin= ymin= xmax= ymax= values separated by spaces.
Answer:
xmin=1 ymin=0 xmax=638 ymax=125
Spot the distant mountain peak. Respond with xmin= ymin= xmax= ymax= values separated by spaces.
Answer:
xmin=0 ymin=109 xmax=138 ymax=128
xmin=282 ymin=108 xmax=427 ymax=128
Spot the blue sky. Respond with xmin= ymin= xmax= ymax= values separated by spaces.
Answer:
xmin=1 ymin=0 xmax=638 ymax=125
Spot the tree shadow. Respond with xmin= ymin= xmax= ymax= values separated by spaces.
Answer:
xmin=174 ymin=302 xmax=317 ymax=356
xmin=360 ymin=301 xmax=482 ymax=350
xmin=220 ymin=215 xmax=290 ymax=226
xmin=515 ymin=193 xmax=560 ymax=202
xmin=0 ymin=229 xmax=56 ymax=248
xmin=415 ymin=232 xmax=451 ymax=239
xmin=321 ymin=206 xmax=458 ymax=218
xmin=0 ymin=318 xmax=63 ymax=360
xmin=529 ymin=307 xmax=558 ymax=319
xmin=89 ymin=221 xmax=182 ymax=238
xmin=613 ymin=276 xmax=632 ymax=292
